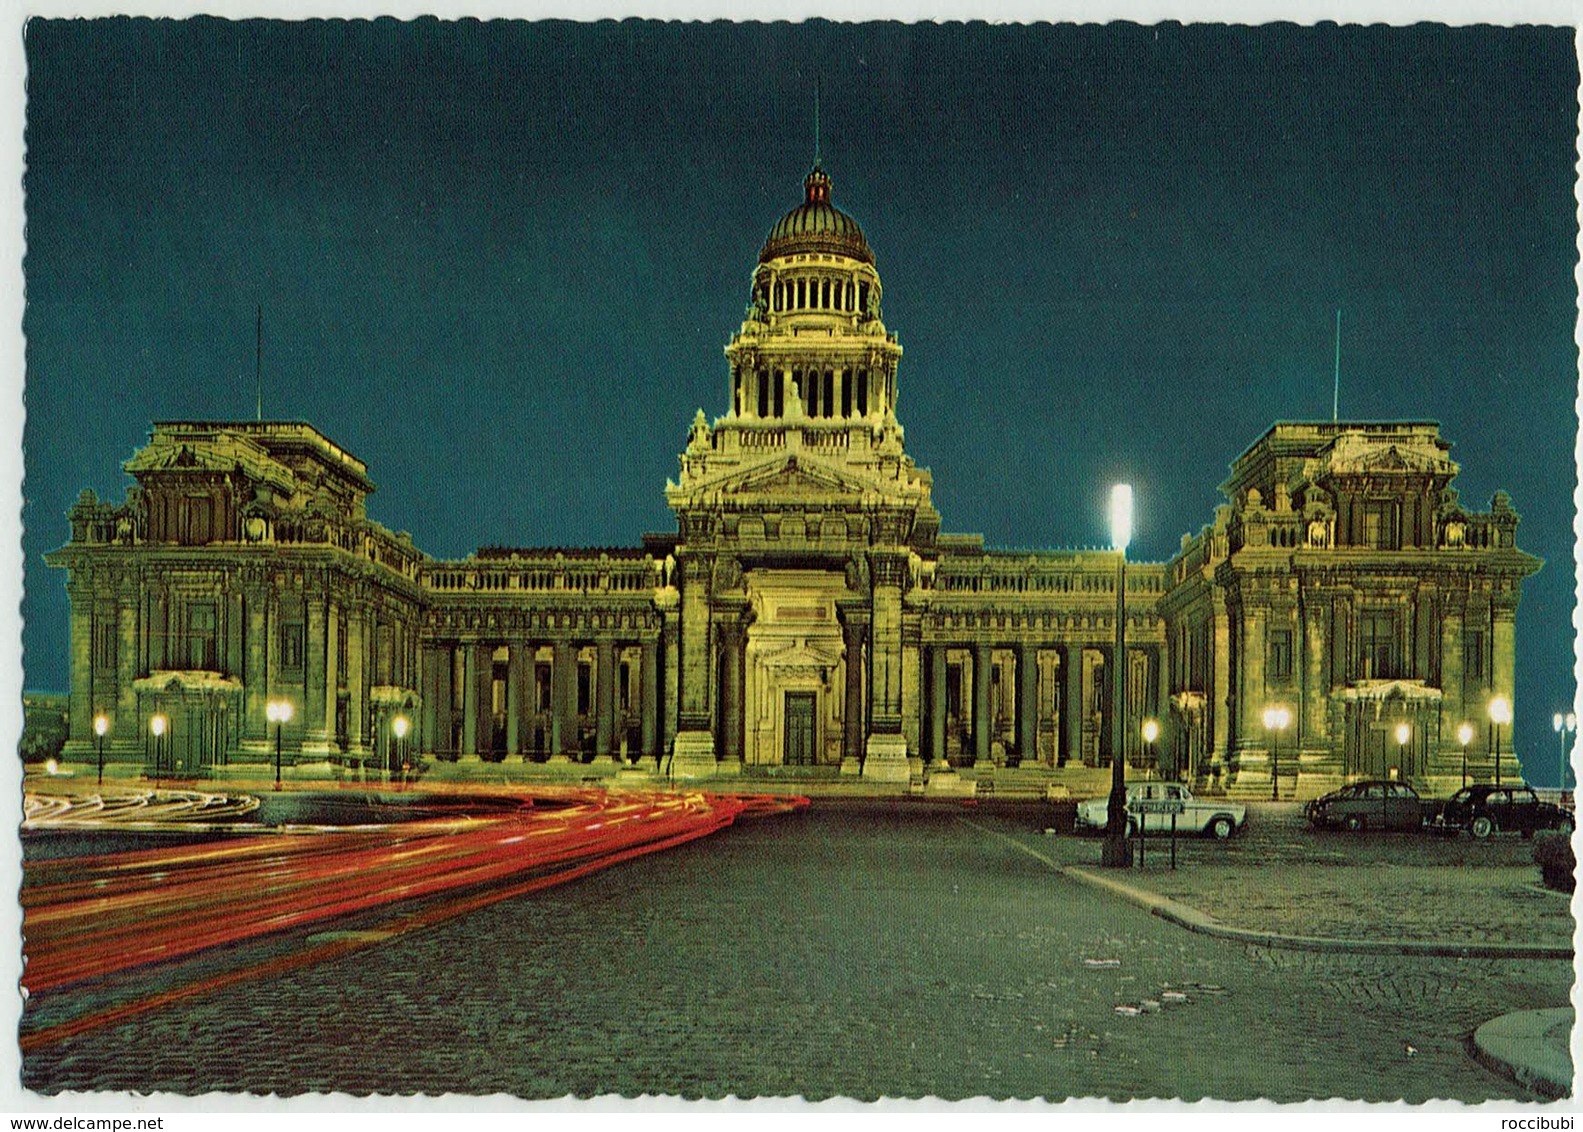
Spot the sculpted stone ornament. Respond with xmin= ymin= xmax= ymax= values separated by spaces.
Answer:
xmin=844 ymin=555 xmax=870 ymax=597
xmin=714 ymin=555 xmax=744 ymax=595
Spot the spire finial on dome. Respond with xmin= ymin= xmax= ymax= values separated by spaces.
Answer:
xmin=814 ymin=75 xmax=821 ymax=169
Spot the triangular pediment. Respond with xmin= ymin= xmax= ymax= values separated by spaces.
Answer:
xmin=730 ymin=455 xmax=865 ymax=498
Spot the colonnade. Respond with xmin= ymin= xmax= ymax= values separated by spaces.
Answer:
xmin=421 ymin=634 xmax=661 ymax=763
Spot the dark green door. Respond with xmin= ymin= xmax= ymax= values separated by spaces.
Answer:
xmin=784 ymin=692 xmax=817 ymax=766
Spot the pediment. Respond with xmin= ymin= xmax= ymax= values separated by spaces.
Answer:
xmin=757 ymin=638 xmax=844 ymax=669
xmin=1322 ymin=437 xmax=1457 ymax=479
xmin=726 ymin=456 xmax=869 ymax=499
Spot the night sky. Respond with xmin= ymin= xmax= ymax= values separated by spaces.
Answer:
xmin=19 ymin=20 xmax=1580 ymax=779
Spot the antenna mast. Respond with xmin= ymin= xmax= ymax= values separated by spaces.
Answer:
xmin=1331 ymin=307 xmax=1341 ymax=422
xmin=255 ymin=304 xmax=263 ymax=422
xmin=814 ymin=75 xmax=821 ymax=166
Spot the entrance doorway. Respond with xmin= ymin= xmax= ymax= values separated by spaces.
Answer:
xmin=784 ymin=692 xmax=817 ymax=766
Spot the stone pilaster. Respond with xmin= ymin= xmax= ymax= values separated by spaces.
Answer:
xmin=716 ymin=612 xmax=748 ymax=770
xmin=64 ymin=582 xmax=94 ymax=759
xmin=461 ymin=643 xmax=478 ymax=758
xmin=302 ymin=589 xmax=328 ymax=751
xmin=507 ymin=640 xmax=525 ymax=758
xmin=864 ymin=551 xmax=910 ymax=782
xmin=346 ymin=604 xmax=367 ymax=758
xmin=672 ymin=555 xmax=717 ymax=776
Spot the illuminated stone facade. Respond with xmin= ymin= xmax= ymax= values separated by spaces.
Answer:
xmin=46 ymin=166 xmax=1540 ymax=798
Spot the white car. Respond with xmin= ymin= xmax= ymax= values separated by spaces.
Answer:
xmin=1074 ymin=781 xmax=1246 ymax=840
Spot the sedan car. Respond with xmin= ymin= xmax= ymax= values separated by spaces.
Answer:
xmin=1304 ymin=780 xmax=1429 ymax=832
xmin=1435 ymin=784 xmax=1575 ymax=839
xmin=1074 ymin=781 xmax=1246 ymax=839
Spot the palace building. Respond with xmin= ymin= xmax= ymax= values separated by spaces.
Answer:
xmin=45 ymin=165 xmax=1541 ymax=799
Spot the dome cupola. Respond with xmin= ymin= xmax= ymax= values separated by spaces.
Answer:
xmin=759 ymin=164 xmax=874 ymax=265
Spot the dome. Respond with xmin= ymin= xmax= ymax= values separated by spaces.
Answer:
xmin=759 ymin=165 xmax=874 ymax=265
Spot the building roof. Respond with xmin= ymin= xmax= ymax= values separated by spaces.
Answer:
xmin=759 ymin=165 xmax=874 ymax=265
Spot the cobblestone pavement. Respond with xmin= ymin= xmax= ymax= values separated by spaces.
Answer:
xmin=22 ymin=799 xmax=1570 ymax=1102
xmin=1031 ymin=800 xmax=1574 ymax=945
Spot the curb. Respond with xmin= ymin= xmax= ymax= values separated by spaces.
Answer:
xmin=962 ymin=818 xmax=1576 ymax=960
xmin=1471 ymin=1008 xmax=1574 ymax=1098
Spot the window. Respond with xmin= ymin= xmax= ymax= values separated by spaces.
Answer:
xmin=1362 ymin=502 xmax=1398 ymax=550
xmin=1464 ymin=630 xmax=1485 ymax=680
xmin=757 ymin=370 xmax=769 ymax=417
xmin=281 ymin=622 xmax=305 ymax=671
xmin=185 ymin=603 xmax=216 ymax=670
xmin=94 ymin=621 xmax=118 ymax=671
xmin=536 ymin=664 xmax=552 ymax=712
xmin=1268 ymin=628 xmax=1293 ymax=682
xmin=619 ymin=661 xmax=631 ymax=711
xmin=857 ymin=370 xmax=868 ymax=416
xmin=336 ymin=619 xmax=349 ymax=685
xmin=841 ymin=370 xmax=853 ymax=417
xmin=1359 ymin=612 xmax=1398 ymax=679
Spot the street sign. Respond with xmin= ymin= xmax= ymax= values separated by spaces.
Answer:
xmin=1128 ymin=798 xmax=1185 ymax=815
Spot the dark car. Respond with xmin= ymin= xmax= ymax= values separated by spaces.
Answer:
xmin=1436 ymin=784 xmax=1575 ymax=839
xmin=1305 ymin=780 xmax=1429 ymax=832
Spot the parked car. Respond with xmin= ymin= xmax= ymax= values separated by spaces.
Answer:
xmin=1074 ymin=781 xmax=1246 ymax=839
xmin=1434 ymin=784 xmax=1575 ymax=839
xmin=1305 ymin=780 xmax=1431 ymax=832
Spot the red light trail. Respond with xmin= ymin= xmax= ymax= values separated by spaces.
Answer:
xmin=21 ymin=788 xmax=807 ymax=1051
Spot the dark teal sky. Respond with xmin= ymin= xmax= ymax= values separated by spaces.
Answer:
xmin=21 ymin=20 xmax=1580 ymax=780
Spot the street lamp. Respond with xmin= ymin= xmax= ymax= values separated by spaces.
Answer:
xmin=1393 ymin=721 xmax=1410 ymax=781
xmin=1552 ymin=711 xmax=1576 ymax=793
xmin=1489 ymin=695 xmax=1512 ymax=787
xmin=267 ymin=698 xmax=293 ymax=791
xmin=1262 ymin=705 xmax=1291 ymax=800
xmin=1102 ymin=483 xmax=1133 ymax=868
xmin=1457 ymin=722 xmax=1473 ymax=789
xmin=392 ymin=714 xmax=410 ymax=779
xmin=93 ymin=713 xmax=108 ymax=787
xmin=1141 ymin=718 xmax=1159 ymax=776
xmin=150 ymin=713 xmax=168 ymax=782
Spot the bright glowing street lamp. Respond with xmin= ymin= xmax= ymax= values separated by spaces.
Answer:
xmin=1102 ymin=484 xmax=1133 ymax=869
xmin=150 ymin=713 xmax=168 ymax=782
xmin=1393 ymin=721 xmax=1410 ymax=781
xmin=1457 ymin=722 xmax=1474 ymax=789
xmin=267 ymin=699 xmax=293 ymax=791
xmin=93 ymin=713 xmax=109 ymax=787
xmin=1141 ymin=718 xmax=1160 ymax=775
xmin=1552 ymin=711 xmax=1576 ymax=793
xmin=1262 ymin=705 xmax=1291 ymax=800
xmin=1489 ymin=695 xmax=1512 ymax=786
xmin=392 ymin=714 xmax=410 ymax=778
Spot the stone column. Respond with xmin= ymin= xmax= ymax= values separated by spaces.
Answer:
xmin=595 ymin=635 xmax=617 ymax=761
xmin=244 ymin=587 xmax=268 ymax=747
xmin=1017 ymin=643 xmax=1039 ymax=765
xmin=551 ymin=638 xmax=575 ymax=761
xmin=421 ymin=645 xmax=439 ymax=754
xmin=717 ymin=615 xmax=747 ymax=769
xmin=929 ymin=644 xmax=947 ymax=766
xmin=660 ymin=603 xmax=680 ymax=761
xmin=641 ymin=634 xmax=660 ymax=764
xmin=863 ymin=549 xmax=910 ymax=781
xmin=507 ymin=640 xmax=525 ymax=758
xmin=840 ymin=610 xmax=869 ymax=773
xmin=1493 ymin=603 xmax=1517 ymax=781
xmin=323 ymin=601 xmax=341 ymax=748
xmin=461 ymin=643 xmax=478 ymax=758
xmin=225 ymin=590 xmax=244 ymax=678
xmin=671 ymin=555 xmax=718 ymax=776
xmin=1439 ymin=608 xmax=1465 ymax=760
xmin=477 ymin=643 xmax=496 ymax=757
xmin=303 ymin=591 xmax=328 ymax=751
xmin=1061 ymin=646 xmax=1082 ymax=767
xmin=973 ymin=641 xmax=992 ymax=766
xmin=64 ymin=583 xmax=94 ymax=759
xmin=901 ymin=617 xmax=922 ymax=770
xmin=346 ymin=605 xmax=367 ymax=759
xmin=1301 ymin=595 xmax=1328 ymax=747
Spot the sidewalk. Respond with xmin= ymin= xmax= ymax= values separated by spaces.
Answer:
xmin=970 ymin=818 xmax=1575 ymax=1098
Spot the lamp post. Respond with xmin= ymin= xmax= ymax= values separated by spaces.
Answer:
xmin=1457 ymin=722 xmax=1473 ymax=789
xmin=392 ymin=714 xmax=410 ymax=781
xmin=1552 ymin=711 xmax=1576 ymax=794
xmin=93 ymin=713 xmax=108 ymax=787
xmin=1393 ymin=721 xmax=1410 ymax=782
xmin=1102 ymin=484 xmax=1133 ymax=868
xmin=1141 ymin=718 xmax=1159 ymax=776
xmin=1489 ymin=695 xmax=1512 ymax=787
xmin=267 ymin=699 xmax=293 ymax=791
xmin=150 ymin=713 xmax=167 ymax=784
xmin=1262 ymin=705 xmax=1291 ymax=800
